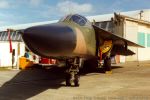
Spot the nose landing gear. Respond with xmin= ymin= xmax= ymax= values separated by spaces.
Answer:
xmin=65 ymin=58 xmax=80 ymax=87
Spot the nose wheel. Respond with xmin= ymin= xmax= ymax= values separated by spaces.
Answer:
xmin=65 ymin=73 xmax=80 ymax=87
xmin=66 ymin=73 xmax=72 ymax=86
xmin=65 ymin=58 xmax=80 ymax=87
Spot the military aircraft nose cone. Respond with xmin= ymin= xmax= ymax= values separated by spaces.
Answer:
xmin=22 ymin=23 xmax=76 ymax=57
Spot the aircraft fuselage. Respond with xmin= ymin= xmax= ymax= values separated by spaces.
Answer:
xmin=22 ymin=15 xmax=96 ymax=58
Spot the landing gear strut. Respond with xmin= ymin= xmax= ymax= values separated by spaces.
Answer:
xmin=65 ymin=58 xmax=80 ymax=87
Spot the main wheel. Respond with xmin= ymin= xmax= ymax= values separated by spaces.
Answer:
xmin=104 ymin=57 xmax=111 ymax=71
xmin=66 ymin=73 xmax=71 ymax=86
xmin=74 ymin=74 xmax=80 ymax=87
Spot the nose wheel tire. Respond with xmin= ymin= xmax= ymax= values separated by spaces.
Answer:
xmin=65 ymin=57 xmax=80 ymax=87
xmin=65 ymin=73 xmax=80 ymax=87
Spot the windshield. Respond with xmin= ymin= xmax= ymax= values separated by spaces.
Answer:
xmin=59 ymin=14 xmax=90 ymax=26
xmin=71 ymin=14 xmax=87 ymax=26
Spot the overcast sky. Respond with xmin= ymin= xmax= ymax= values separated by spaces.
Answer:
xmin=0 ymin=0 xmax=150 ymax=26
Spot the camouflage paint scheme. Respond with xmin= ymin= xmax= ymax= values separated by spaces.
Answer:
xmin=22 ymin=14 xmax=143 ymax=59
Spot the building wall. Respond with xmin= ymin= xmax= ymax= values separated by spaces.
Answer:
xmin=137 ymin=24 xmax=150 ymax=61
xmin=125 ymin=20 xmax=138 ymax=43
xmin=124 ymin=20 xmax=138 ymax=61
xmin=124 ymin=20 xmax=150 ymax=61
xmin=0 ymin=42 xmax=25 ymax=67
xmin=125 ymin=47 xmax=138 ymax=61
xmin=141 ymin=10 xmax=150 ymax=22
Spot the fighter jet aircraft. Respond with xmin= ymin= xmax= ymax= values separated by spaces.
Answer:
xmin=21 ymin=14 xmax=143 ymax=87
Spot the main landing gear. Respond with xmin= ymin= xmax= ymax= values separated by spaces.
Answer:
xmin=103 ymin=57 xmax=112 ymax=72
xmin=65 ymin=58 xmax=80 ymax=87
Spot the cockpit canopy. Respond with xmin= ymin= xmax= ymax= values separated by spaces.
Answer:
xmin=59 ymin=14 xmax=91 ymax=26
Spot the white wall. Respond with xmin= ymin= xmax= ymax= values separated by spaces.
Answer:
xmin=124 ymin=21 xmax=138 ymax=61
xmin=137 ymin=24 xmax=150 ymax=61
xmin=116 ymin=11 xmax=150 ymax=62
xmin=0 ymin=42 xmax=25 ymax=67
xmin=124 ymin=22 xmax=150 ymax=61
xmin=141 ymin=10 xmax=150 ymax=22
xmin=125 ymin=21 xmax=138 ymax=43
xmin=138 ymin=48 xmax=150 ymax=61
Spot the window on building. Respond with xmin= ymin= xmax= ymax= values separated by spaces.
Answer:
xmin=1 ymin=32 xmax=5 ymax=41
xmin=147 ymin=34 xmax=150 ymax=47
xmin=101 ymin=22 xmax=107 ymax=29
xmin=16 ymin=31 xmax=22 ymax=41
xmin=12 ymin=32 xmax=16 ymax=40
xmin=138 ymin=32 xmax=145 ymax=46
xmin=0 ymin=32 xmax=3 ymax=40
xmin=95 ymin=22 xmax=101 ymax=27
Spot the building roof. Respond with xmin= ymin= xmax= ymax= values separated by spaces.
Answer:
xmin=0 ymin=20 xmax=58 ymax=32
xmin=116 ymin=14 xmax=150 ymax=26
xmin=87 ymin=9 xmax=150 ymax=22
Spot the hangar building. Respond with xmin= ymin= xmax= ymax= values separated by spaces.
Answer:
xmin=87 ymin=9 xmax=150 ymax=62
xmin=0 ymin=9 xmax=150 ymax=67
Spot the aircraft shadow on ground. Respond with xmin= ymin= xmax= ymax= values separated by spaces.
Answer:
xmin=0 ymin=66 xmax=66 ymax=100
xmin=80 ymin=65 xmax=123 ymax=74
xmin=111 ymin=66 xmax=123 ymax=69
xmin=0 ymin=65 xmax=123 ymax=100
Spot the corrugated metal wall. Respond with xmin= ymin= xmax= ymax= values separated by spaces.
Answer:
xmin=0 ymin=31 xmax=22 ymax=41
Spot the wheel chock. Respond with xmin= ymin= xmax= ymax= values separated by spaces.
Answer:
xmin=105 ymin=71 xmax=113 ymax=74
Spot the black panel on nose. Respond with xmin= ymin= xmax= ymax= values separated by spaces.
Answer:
xmin=22 ymin=23 xmax=76 ymax=57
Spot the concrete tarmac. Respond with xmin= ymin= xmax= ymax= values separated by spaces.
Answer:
xmin=0 ymin=61 xmax=150 ymax=100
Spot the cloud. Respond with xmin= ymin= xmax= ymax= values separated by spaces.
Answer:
xmin=0 ymin=0 xmax=10 ymax=9
xmin=41 ymin=1 xmax=94 ymax=20
xmin=30 ymin=0 xmax=43 ymax=6
xmin=57 ymin=1 xmax=93 ymax=15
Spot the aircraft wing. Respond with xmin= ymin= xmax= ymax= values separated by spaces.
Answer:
xmin=93 ymin=25 xmax=144 ymax=48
